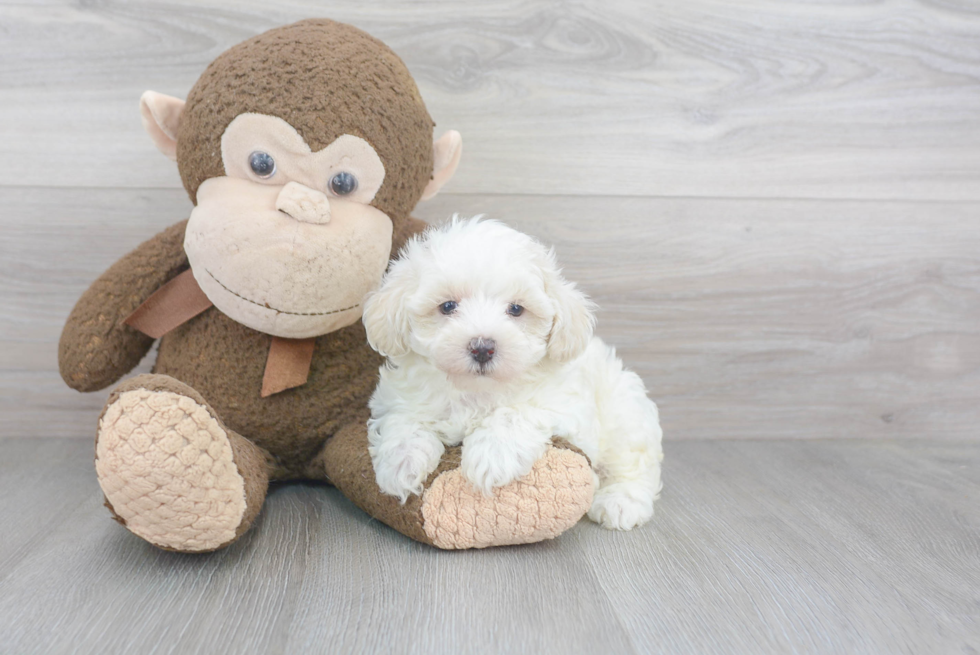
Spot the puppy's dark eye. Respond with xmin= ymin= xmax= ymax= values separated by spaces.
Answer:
xmin=330 ymin=171 xmax=358 ymax=196
xmin=507 ymin=303 xmax=524 ymax=317
xmin=248 ymin=151 xmax=276 ymax=178
xmin=439 ymin=301 xmax=458 ymax=315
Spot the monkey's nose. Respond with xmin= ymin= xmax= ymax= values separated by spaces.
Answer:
xmin=468 ymin=337 xmax=496 ymax=365
xmin=275 ymin=181 xmax=331 ymax=225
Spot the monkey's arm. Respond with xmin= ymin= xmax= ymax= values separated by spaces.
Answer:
xmin=59 ymin=220 xmax=189 ymax=392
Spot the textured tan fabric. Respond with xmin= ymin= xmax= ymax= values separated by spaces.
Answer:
xmin=318 ymin=421 xmax=595 ymax=549
xmin=421 ymin=445 xmax=595 ymax=549
xmin=96 ymin=374 xmax=271 ymax=552
xmin=97 ymin=388 xmax=248 ymax=551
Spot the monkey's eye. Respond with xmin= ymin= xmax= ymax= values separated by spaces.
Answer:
xmin=507 ymin=303 xmax=525 ymax=317
xmin=248 ymin=151 xmax=276 ymax=178
xmin=439 ymin=301 xmax=458 ymax=315
xmin=330 ymin=171 xmax=358 ymax=196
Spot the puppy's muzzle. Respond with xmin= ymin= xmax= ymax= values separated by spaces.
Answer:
xmin=468 ymin=337 xmax=496 ymax=365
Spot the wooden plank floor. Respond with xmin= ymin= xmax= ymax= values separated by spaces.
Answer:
xmin=0 ymin=438 xmax=977 ymax=654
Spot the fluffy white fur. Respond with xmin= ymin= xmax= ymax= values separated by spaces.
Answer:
xmin=362 ymin=217 xmax=664 ymax=530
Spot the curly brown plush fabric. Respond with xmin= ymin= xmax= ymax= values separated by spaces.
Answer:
xmin=177 ymin=18 xmax=434 ymax=222
xmin=59 ymin=220 xmax=189 ymax=392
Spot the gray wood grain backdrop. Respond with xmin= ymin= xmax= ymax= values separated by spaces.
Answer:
xmin=1 ymin=0 xmax=978 ymax=441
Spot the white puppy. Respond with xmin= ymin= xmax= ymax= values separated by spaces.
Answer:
xmin=362 ymin=217 xmax=664 ymax=530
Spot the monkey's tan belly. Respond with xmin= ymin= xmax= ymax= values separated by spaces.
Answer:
xmin=153 ymin=307 xmax=382 ymax=476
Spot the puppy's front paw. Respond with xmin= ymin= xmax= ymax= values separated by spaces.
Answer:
xmin=371 ymin=436 xmax=444 ymax=504
xmin=460 ymin=433 xmax=543 ymax=496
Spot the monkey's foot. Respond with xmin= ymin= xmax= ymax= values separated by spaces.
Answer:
xmin=321 ymin=425 xmax=595 ymax=549
xmin=419 ymin=440 xmax=595 ymax=548
xmin=95 ymin=374 xmax=269 ymax=552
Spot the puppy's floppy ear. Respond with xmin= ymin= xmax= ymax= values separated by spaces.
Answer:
xmin=538 ymin=248 xmax=597 ymax=362
xmin=362 ymin=257 xmax=416 ymax=358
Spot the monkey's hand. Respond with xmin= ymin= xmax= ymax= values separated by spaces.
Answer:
xmin=59 ymin=220 xmax=189 ymax=392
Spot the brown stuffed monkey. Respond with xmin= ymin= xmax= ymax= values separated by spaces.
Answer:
xmin=58 ymin=19 xmax=594 ymax=552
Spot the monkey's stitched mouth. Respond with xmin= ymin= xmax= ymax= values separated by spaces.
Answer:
xmin=205 ymin=269 xmax=360 ymax=317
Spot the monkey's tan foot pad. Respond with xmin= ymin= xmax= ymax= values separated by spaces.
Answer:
xmin=420 ymin=444 xmax=595 ymax=549
xmin=96 ymin=379 xmax=253 ymax=552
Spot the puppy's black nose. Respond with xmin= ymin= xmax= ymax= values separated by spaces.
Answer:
xmin=469 ymin=337 xmax=496 ymax=364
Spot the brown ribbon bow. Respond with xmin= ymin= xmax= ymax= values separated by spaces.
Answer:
xmin=123 ymin=269 xmax=316 ymax=397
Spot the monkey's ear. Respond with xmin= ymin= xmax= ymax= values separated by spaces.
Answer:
xmin=139 ymin=91 xmax=186 ymax=161
xmin=420 ymin=130 xmax=462 ymax=201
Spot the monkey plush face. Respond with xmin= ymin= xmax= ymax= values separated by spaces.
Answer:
xmin=183 ymin=114 xmax=394 ymax=337
xmin=138 ymin=19 xmax=462 ymax=338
